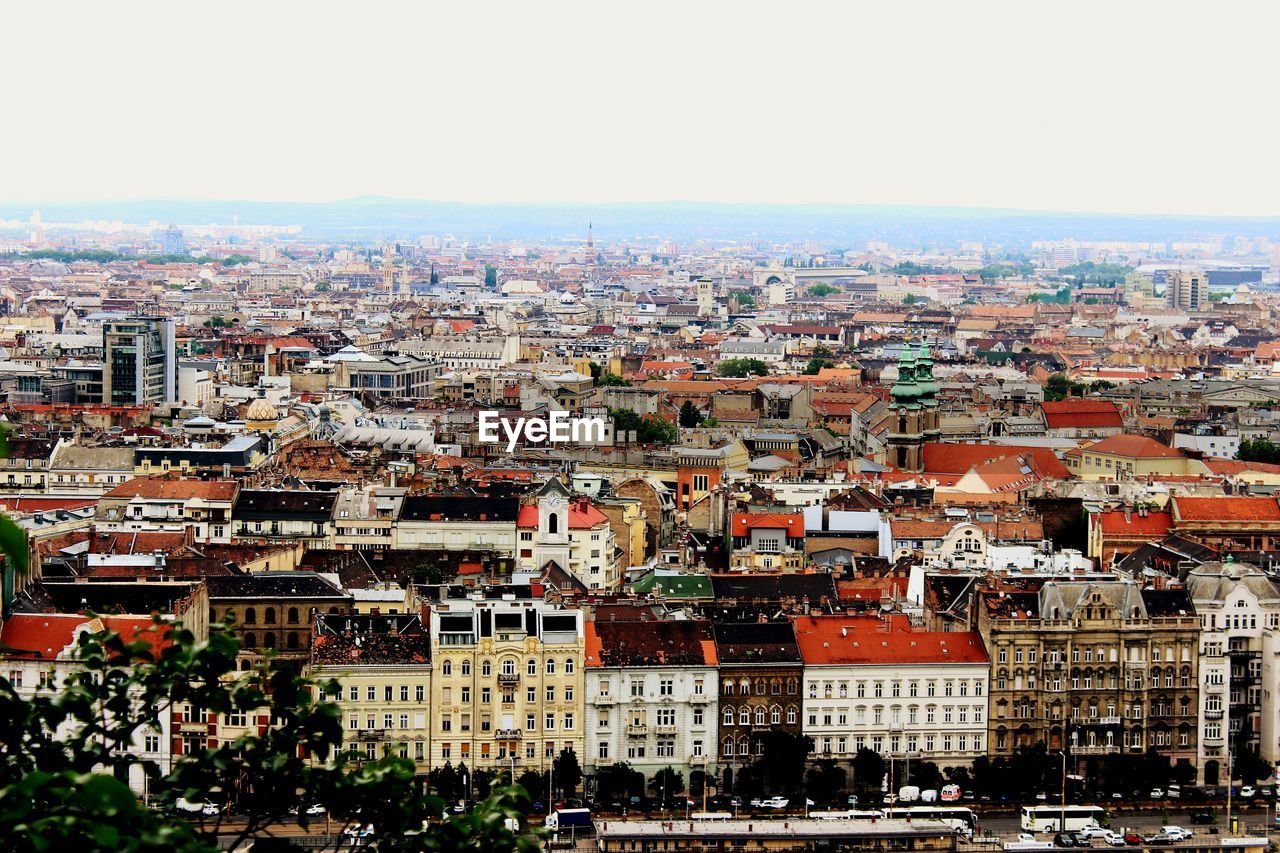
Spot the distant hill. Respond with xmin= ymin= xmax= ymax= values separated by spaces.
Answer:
xmin=2 ymin=197 xmax=1277 ymax=246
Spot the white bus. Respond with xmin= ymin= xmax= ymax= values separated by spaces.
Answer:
xmin=1020 ymin=805 xmax=1105 ymax=832
xmin=892 ymin=806 xmax=979 ymax=837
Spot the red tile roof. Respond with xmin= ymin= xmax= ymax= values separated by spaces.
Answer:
xmin=1040 ymin=400 xmax=1124 ymax=429
xmin=0 ymin=614 xmax=172 ymax=661
xmin=516 ymin=498 xmax=610 ymax=529
xmin=791 ymin=615 xmax=988 ymax=665
xmin=731 ymin=512 xmax=804 ymax=538
xmin=921 ymin=443 xmax=1071 ymax=479
xmin=1095 ymin=510 xmax=1173 ymax=536
xmin=105 ymin=477 xmax=238 ymax=501
xmin=1173 ymin=496 xmax=1280 ymax=523
xmin=1069 ymin=434 xmax=1184 ymax=460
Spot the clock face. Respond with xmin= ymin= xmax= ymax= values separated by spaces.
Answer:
xmin=546 ymin=494 xmax=563 ymax=507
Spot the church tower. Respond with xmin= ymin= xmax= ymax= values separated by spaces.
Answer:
xmin=914 ymin=340 xmax=941 ymax=443
xmin=887 ymin=343 xmax=925 ymax=472
xmin=534 ymin=478 xmax=572 ymax=574
xmin=585 ymin=222 xmax=596 ymax=265
xmin=697 ymin=276 xmax=714 ymax=315
xmin=382 ymin=243 xmax=395 ymax=296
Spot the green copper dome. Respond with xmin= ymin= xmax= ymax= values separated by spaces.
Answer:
xmin=890 ymin=343 xmax=921 ymax=405
xmin=914 ymin=341 xmax=940 ymax=399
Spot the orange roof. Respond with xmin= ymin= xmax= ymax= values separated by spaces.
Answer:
xmin=1040 ymin=400 xmax=1124 ymax=429
xmin=106 ymin=476 xmax=238 ymax=501
xmin=731 ymin=512 xmax=804 ymax=538
xmin=1204 ymin=459 xmax=1280 ymax=477
xmin=0 ymin=614 xmax=172 ymax=661
xmin=1070 ymin=434 xmax=1183 ymax=460
xmin=791 ymin=615 xmax=988 ymax=665
xmin=517 ymin=498 xmax=609 ymax=529
xmin=1173 ymin=496 xmax=1280 ymax=523
xmin=922 ymin=443 xmax=1071 ymax=479
xmin=1095 ymin=510 xmax=1173 ymax=536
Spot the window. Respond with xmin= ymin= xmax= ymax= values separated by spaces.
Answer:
xmin=564 ymin=658 xmax=575 ymax=674
xmin=528 ymin=659 xmax=537 ymax=676
xmin=442 ymin=661 xmax=452 ymax=676
xmin=546 ymin=660 xmax=556 ymax=675
xmin=288 ymin=607 xmax=299 ymax=624
xmin=659 ymin=679 xmax=673 ymax=696
xmin=244 ymin=608 xmax=257 ymax=625
xmin=461 ymin=660 xmax=471 ymax=676
xmin=481 ymin=660 xmax=492 ymax=677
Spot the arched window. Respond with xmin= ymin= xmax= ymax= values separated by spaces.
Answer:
xmin=244 ymin=608 xmax=257 ymax=625
xmin=723 ymin=737 xmax=734 ymax=756
xmin=244 ymin=632 xmax=256 ymax=648
xmin=264 ymin=607 xmax=276 ymax=624
xmin=527 ymin=659 xmax=537 ymax=676
xmin=442 ymin=661 xmax=453 ymax=676
xmin=546 ymin=659 xmax=557 ymax=675
xmin=723 ymin=681 xmax=734 ymax=695
xmin=738 ymin=737 xmax=750 ymax=755
xmin=481 ymin=660 xmax=492 ymax=677
xmin=755 ymin=707 xmax=766 ymax=726
xmin=723 ymin=708 xmax=734 ymax=726
xmin=288 ymin=607 xmax=299 ymax=624
xmin=239 ymin=659 xmax=251 ymax=671
xmin=548 ymin=513 xmax=559 ymax=535
xmin=502 ymin=659 xmax=516 ymax=677
xmin=287 ymin=632 xmax=299 ymax=650
xmin=224 ymin=609 xmax=236 ymax=624
xmin=771 ymin=706 xmax=781 ymax=724
xmin=264 ymin=634 xmax=276 ymax=649
xmin=564 ymin=658 xmax=575 ymax=674
xmin=739 ymin=708 xmax=750 ymax=726
xmin=328 ymin=606 xmax=339 ymax=614
xmin=461 ymin=660 xmax=471 ymax=676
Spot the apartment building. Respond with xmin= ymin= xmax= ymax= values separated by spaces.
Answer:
xmin=97 ymin=476 xmax=237 ymax=543
xmin=793 ymin=615 xmax=990 ymax=770
xmin=311 ymin=613 xmax=433 ymax=772
xmin=976 ymin=580 xmax=1200 ymax=781
xmin=584 ymin=619 xmax=718 ymax=781
xmin=1184 ymin=561 xmax=1280 ymax=786
xmin=396 ymin=495 xmax=519 ymax=554
xmin=427 ymin=587 xmax=584 ymax=774
xmin=516 ymin=480 xmax=620 ymax=591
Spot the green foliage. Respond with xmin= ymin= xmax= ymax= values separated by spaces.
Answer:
xmin=1043 ymin=373 xmax=1089 ymax=402
xmin=678 ymin=401 xmax=703 ymax=428
xmin=851 ymin=747 xmax=885 ymax=795
xmin=485 ymin=266 xmax=498 ymax=288
xmin=803 ymin=358 xmax=834 ymax=375
xmin=411 ymin=563 xmax=448 ymax=584
xmin=610 ymin=408 xmax=677 ymax=444
xmin=1238 ymin=439 xmax=1280 ymax=465
xmin=807 ymin=283 xmax=840 ymax=298
xmin=648 ymin=767 xmax=685 ymax=806
xmin=716 ymin=358 xmax=770 ymax=378
xmin=733 ymin=291 xmax=756 ymax=309
xmin=806 ymin=758 xmax=846 ymax=804
xmin=0 ymin=620 xmax=541 ymax=852
xmin=201 ymin=317 xmax=232 ymax=329
xmin=597 ymin=373 xmax=631 ymax=387
xmin=903 ymin=293 xmax=921 ymax=305
xmin=595 ymin=763 xmax=645 ymax=803
xmin=1059 ymin=261 xmax=1133 ymax=285
xmin=552 ymin=749 xmax=582 ymax=800
xmin=314 ymin=282 xmax=332 ymax=292
xmin=1027 ymin=287 xmax=1072 ymax=304
xmin=976 ymin=262 xmax=1035 ymax=279
xmin=588 ymin=362 xmax=602 ymax=381
xmin=25 ymin=249 xmax=125 ymax=263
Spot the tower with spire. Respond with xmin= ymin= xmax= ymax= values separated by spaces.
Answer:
xmin=886 ymin=340 xmax=940 ymax=472
xmin=382 ymin=243 xmax=395 ymax=296
xmin=584 ymin=222 xmax=596 ymax=265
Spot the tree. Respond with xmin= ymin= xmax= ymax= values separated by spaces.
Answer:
xmin=429 ymin=762 xmax=462 ymax=800
xmin=552 ymin=748 xmax=582 ymax=800
xmin=609 ymin=408 xmax=677 ymax=444
xmin=1044 ymin=373 xmax=1088 ymax=402
xmin=0 ymin=619 xmax=540 ymax=852
xmin=597 ymin=373 xmax=631 ymax=387
xmin=588 ymin=362 xmax=602 ymax=381
xmin=756 ymin=731 xmax=813 ymax=796
xmin=648 ymin=767 xmax=684 ymax=808
xmin=908 ymin=760 xmax=943 ymax=791
xmin=1238 ymin=439 xmax=1280 ymax=465
xmin=595 ymin=763 xmax=645 ymax=804
xmin=314 ymin=281 xmax=331 ymax=292
xmin=903 ymin=293 xmax=921 ymax=305
xmin=806 ymin=758 xmax=846 ymax=805
xmin=678 ymin=401 xmax=703 ymax=428
xmin=485 ymin=265 xmax=498 ymax=288
xmin=812 ymin=344 xmax=833 ymax=359
xmin=733 ymin=291 xmax=756 ymax=310
xmin=851 ymin=747 xmax=885 ymax=796
xmin=716 ymin=358 xmax=770 ymax=378
xmin=808 ymin=283 xmax=840 ymax=298
xmin=411 ymin=563 xmax=448 ymax=584
xmin=803 ymin=358 xmax=834 ymax=375
xmin=516 ymin=770 xmax=547 ymax=802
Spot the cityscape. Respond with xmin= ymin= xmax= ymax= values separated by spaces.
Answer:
xmin=4 ymin=2 xmax=1280 ymax=852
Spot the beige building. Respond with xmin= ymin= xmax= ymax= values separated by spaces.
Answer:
xmin=427 ymin=587 xmax=584 ymax=774
xmin=311 ymin=613 xmax=433 ymax=773
xmin=1063 ymin=434 xmax=1207 ymax=482
xmin=977 ymin=579 xmax=1200 ymax=781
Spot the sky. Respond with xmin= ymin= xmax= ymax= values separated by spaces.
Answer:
xmin=4 ymin=0 xmax=1278 ymax=217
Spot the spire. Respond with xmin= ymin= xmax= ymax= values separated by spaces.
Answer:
xmin=890 ymin=343 xmax=921 ymax=407
xmin=915 ymin=340 xmax=940 ymax=401
xmin=587 ymin=222 xmax=594 ymax=252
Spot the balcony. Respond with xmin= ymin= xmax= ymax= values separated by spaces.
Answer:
xmin=1205 ymin=709 xmax=1223 ymax=719
xmin=495 ymin=729 xmax=522 ymax=739
xmin=595 ymin=757 xmax=614 ymax=767
xmin=1074 ymin=744 xmax=1120 ymax=755
xmin=595 ymin=694 xmax=615 ymax=705
xmin=656 ymin=725 xmax=678 ymax=735
xmin=626 ymin=724 xmax=648 ymax=735
xmin=689 ymin=755 xmax=707 ymax=766
xmin=690 ymin=693 xmax=711 ymax=704
xmin=357 ymin=729 xmax=388 ymax=741
xmin=497 ymin=673 xmax=521 ymax=684
xmin=1089 ymin=716 xmax=1122 ymax=726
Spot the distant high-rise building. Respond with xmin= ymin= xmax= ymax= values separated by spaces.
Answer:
xmin=1165 ymin=269 xmax=1208 ymax=311
xmin=161 ymin=225 xmax=185 ymax=255
xmin=103 ymin=316 xmax=176 ymax=406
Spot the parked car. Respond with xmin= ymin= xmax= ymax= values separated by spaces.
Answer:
xmin=1167 ymin=786 xmax=1181 ymax=799
xmin=1144 ymin=833 xmax=1174 ymax=845
xmin=1102 ymin=831 xmax=1126 ymax=847
xmin=1018 ymin=834 xmax=1038 ymax=844
xmin=1150 ymin=788 xmax=1165 ymax=799
xmin=1239 ymin=786 xmax=1257 ymax=799
xmin=846 ymin=795 xmax=859 ymax=807
xmin=760 ymin=797 xmax=790 ymax=809
xmin=1078 ymin=826 xmax=1110 ymax=840
xmin=1161 ymin=826 xmax=1191 ymax=842
xmin=729 ymin=796 xmax=743 ymax=808
xmin=1190 ymin=811 xmax=1215 ymax=825
xmin=1053 ymin=832 xmax=1086 ymax=848
xmin=1123 ymin=832 xmax=1144 ymax=846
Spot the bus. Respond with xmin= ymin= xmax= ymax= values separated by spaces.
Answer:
xmin=1020 ymin=805 xmax=1106 ymax=833
xmin=893 ymin=806 xmax=979 ymax=836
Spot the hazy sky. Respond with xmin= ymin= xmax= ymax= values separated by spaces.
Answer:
xmin=5 ymin=1 xmax=1278 ymax=216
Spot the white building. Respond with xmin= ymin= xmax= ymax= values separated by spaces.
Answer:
xmin=1185 ymin=561 xmax=1280 ymax=785
xmin=792 ymin=615 xmax=990 ymax=770
xmin=584 ymin=620 xmax=718 ymax=780
xmin=517 ymin=479 xmax=620 ymax=591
